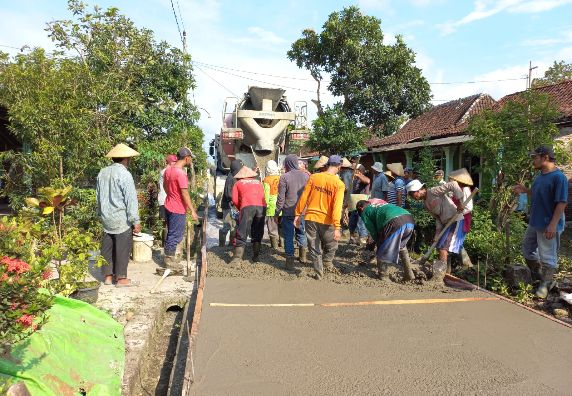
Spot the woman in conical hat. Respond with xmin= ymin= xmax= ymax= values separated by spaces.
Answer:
xmin=448 ymin=168 xmax=474 ymax=187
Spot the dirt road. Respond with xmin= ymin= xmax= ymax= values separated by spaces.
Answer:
xmin=191 ymin=277 xmax=572 ymax=395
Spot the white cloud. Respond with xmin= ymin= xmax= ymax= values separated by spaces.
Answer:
xmin=231 ymin=27 xmax=288 ymax=46
xmin=522 ymin=31 xmax=572 ymax=47
xmin=438 ymin=0 xmax=572 ymax=35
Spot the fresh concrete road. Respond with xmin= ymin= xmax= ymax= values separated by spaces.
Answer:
xmin=191 ymin=277 xmax=572 ymax=395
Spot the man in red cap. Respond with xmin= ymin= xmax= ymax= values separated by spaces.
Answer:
xmin=163 ymin=147 xmax=199 ymax=274
xmin=158 ymin=154 xmax=177 ymax=244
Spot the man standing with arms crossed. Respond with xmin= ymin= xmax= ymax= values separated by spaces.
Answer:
xmin=163 ymin=147 xmax=199 ymax=274
xmin=513 ymin=146 xmax=568 ymax=299
xmin=295 ymin=155 xmax=345 ymax=280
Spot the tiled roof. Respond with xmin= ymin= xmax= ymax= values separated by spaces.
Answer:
xmin=496 ymin=80 xmax=572 ymax=122
xmin=367 ymin=94 xmax=496 ymax=148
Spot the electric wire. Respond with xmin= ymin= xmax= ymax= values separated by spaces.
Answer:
xmin=170 ymin=0 xmax=183 ymax=44
xmin=194 ymin=65 xmax=239 ymax=97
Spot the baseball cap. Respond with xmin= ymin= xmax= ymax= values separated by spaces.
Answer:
xmin=327 ymin=155 xmax=343 ymax=166
xmin=530 ymin=145 xmax=555 ymax=160
xmin=177 ymin=147 xmax=196 ymax=160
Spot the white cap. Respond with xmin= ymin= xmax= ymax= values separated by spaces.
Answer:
xmin=406 ymin=179 xmax=426 ymax=193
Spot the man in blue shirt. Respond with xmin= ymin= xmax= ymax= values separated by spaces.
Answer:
xmin=513 ymin=145 xmax=568 ymax=299
xmin=97 ymin=143 xmax=141 ymax=287
xmin=370 ymin=162 xmax=389 ymax=200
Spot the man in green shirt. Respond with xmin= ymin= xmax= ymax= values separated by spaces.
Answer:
xmin=356 ymin=199 xmax=415 ymax=281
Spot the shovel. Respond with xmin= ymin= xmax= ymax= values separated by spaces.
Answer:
xmin=417 ymin=188 xmax=479 ymax=266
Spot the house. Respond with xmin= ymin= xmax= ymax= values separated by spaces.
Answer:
xmin=364 ymin=93 xmax=496 ymax=188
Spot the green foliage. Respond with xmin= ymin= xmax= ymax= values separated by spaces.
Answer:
xmin=309 ymin=104 xmax=368 ymax=155
xmin=287 ymin=5 xmax=431 ymax=133
xmin=532 ymin=60 xmax=572 ymax=88
xmin=0 ymin=0 xmax=205 ymax=208
xmin=417 ymin=140 xmax=438 ymax=188
xmin=514 ymin=282 xmax=534 ymax=303
xmin=490 ymin=276 xmax=510 ymax=297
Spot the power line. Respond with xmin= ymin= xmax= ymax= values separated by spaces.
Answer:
xmin=169 ymin=0 xmax=183 ymax=44
xmin=175 ymin=0 xmax=186 ymax=33
xmin=194 ymin=65 xmax=238 ymax=97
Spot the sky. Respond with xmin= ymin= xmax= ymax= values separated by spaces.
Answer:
xmin=1 ymin=0 xmax=572 ymax=152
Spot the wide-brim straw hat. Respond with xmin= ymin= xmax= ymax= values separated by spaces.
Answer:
xmin=105 ymin=143 xmax=140 ymax=158
xmin=314 ymin=156 xmax=329 ymax=170
xmin=341 ymin=157 xmax=352 ymax=168
xmin=386 ymin=162 xmax=404 ymax=177
xmin=371 ymin=162 xmax=384 ymax=173
xmin=234 ymin=166 xmax=258 ymax=179
xmin=448 ymin=168 xmax=474 ymax=186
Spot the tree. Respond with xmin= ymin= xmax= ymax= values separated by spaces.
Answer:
xmin=532 ymin=60 xmax=572 ymax=88
xmin=0 ymin=0 xmax=205 ymax=207
xmin=466 ymin=90 xmax=560 ymax=264
xmin=308 ymin=104 xmax=368 ymax=155
xmin=287 ymin=6 xmax=431 ymax=134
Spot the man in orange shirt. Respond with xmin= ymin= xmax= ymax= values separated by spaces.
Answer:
xmin=295 ymin=155 xmax=345 ymax=280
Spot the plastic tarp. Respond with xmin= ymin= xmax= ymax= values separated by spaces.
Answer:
xmin=0 ymin=295 xmax=124 ymax=395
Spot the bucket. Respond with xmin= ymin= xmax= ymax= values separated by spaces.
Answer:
xmin=133 ymin=233 xmax=154 ymax=262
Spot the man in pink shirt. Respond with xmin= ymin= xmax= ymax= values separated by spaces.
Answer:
xmin=163 ymin=147 xmax=199 ymax=273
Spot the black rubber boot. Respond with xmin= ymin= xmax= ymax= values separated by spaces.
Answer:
xmin=285 ymin=256 xmax=295 ymax=271
xmin=399 ymin=248 xmax=415 ymax=281
xmin=252 ymin=242 xmax=261 ymax=263
xmin=299 ymin=247 xmax=307 ymax=264
xmin=229 ymin=246 xmax=244 ymax=267
xmin=525 ymin=259 xmax=542 ymax=282
xmin=218 ymin=230 xmax=227 ymax=247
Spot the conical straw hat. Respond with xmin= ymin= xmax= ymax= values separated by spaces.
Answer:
xmin=341 ymin=157 xmax=352 ymax=168
xmin=448 ymin=168 xmax=474 ymax=186
xmin=384 ymin=170 xmax=394 ymax=180
xmin=105 ymin=143 xmax=140 ymax=158
xmin=386 ymin=163 xmax=404 ymax=177
xmin=234 ymin=166 xmax=258 ymax=179
xmin=314 ymin=156 xmax=329 ymax=170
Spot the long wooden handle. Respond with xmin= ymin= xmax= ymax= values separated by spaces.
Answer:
xmin=419 ymin=187 xmax=479 ymax=264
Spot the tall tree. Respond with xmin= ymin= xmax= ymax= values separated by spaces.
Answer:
xmin=532 ymin=60 xmax=572 ymax=88
xmin=287 ymin=6 xmax=431 ymax=134
xmin=0 ymin=0 xmax=204 ymax=206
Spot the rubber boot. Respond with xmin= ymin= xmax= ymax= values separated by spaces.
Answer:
xmin=525 ymin=259 xmax=542 ymax=282
xmin=164 ymin=254 xmax=183 ymax=275
xmin=299 ymin=247 xmax=307 ymax=264
xmin=460 ymin=248 xmax=473 ymax=269
xmin=228 ymin=230 xmax=236 ymax=247
xmin=285 ymin=256 xmax=295 ymax=271
xmin=270 ymin=236 xmax=279 ymax=249
xmin=252 ymin=242 xmax=261 ymax=263
xmin=229 ymin=246 xmax=244 ymax=267
xmin=218 ymin=230 xmax=227 ymax=247
xmin=399 ymin=248 xmax=415 ymax=281
xmin=377 ymin=259 xmax=389 ymax=280
xmin=535 ymin=266 xmax=556 ymax=299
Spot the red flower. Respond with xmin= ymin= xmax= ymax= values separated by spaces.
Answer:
xmin=2 ymin=257 xmax=31 ymax=274
xmin=16 ymin=314 xmax=34 ymax=328
xmin=42 ymin=269 xmax=52 ymax=280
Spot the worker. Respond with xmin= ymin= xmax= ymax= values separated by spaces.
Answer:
xmin=339 ymin=157 xmax=353 ymax=231
xmin=386 ymin=163 xmax=406 ymax=207
xmin=448 ymin=169 xmax=475 ymax=269
xmin=434 ymin=169 xmax=446 ymax=185
xmin=370 ymin=162 xmax=390 ymax=201
xmin=294 ymin=155 xmax=345 ymax=280
xmin=163 ymin=147 xmax=199 ymax=274
xmin=348 ymin=163 xmax=370 ymax=245
xmin=263 ymin=160 xmax=281 ymax=249
xmin=356 ymin=199 xmax=415 ymax=281
xmin=219 ymin=159 xmax=243 ymax=246
xmin=158 ymin=154 xmax=177 ymax=245
xmin=96 ymin=143 xmax=141 ymax=287
xmin=231 ymin=165 xmax=266 ymax=265
xmin=406 ymin=176 xmax=467 ymax=273
xmin=404 ymin=167 xmax=414 ymax=186
xmin=275 ymin=154 xmax=310 ymax=269
xmin=512 ymin=145 xmax=568 ymax=299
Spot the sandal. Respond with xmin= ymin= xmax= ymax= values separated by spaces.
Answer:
xmin=115 ymin=280 xmax=140 ymax=288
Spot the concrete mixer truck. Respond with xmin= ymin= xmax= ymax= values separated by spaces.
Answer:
xmin=209 ymin=86 xmax=309 ymax=180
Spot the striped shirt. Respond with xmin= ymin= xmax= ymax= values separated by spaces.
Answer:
xmin=386 ymin=177 xmax=406 ymax=207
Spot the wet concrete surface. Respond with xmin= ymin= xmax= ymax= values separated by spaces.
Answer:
xmin=192 ymin=277 xmax=572 ymax=395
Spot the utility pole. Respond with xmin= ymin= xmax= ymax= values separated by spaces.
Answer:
xmin=182 ymin=30 xmax=197 ymax=190
xmin=528 ymin=61 xmax=538 ymax=89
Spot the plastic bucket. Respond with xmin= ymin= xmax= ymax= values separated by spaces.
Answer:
xmin=133 ymin=233 xmax=154 ymax=262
